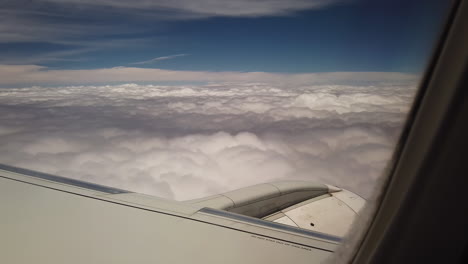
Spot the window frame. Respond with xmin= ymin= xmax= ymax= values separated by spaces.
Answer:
xmin=351 ymin=0 xmax=468 ymax=262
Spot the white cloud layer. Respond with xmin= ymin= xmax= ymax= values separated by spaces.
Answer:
xmin=0 ymin=64 xmax=416 ymax=86
xmin=0 ymin=80 xmax=417 ymax=200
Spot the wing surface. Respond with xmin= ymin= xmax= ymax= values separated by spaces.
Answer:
xmin=0 ymin=164 xmax=344 ymax=264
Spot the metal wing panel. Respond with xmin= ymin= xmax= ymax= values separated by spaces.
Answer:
xmin=0 ymin=165 xmax=337 ymax=263
xmin=264 ymin=189 xmax=366 ymax=237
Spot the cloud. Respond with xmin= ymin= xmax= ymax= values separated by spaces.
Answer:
xmin=0 ymin=9 xmax=122 ymax=43
xmin=0 ymin=48 xmax=95 ymax=65
xmin=130 ymin=54 xmax=188 ymax=65
xmin=0 ymin=79 xmax=418 ymax=201
xmin=0 ymin=6 xmax=161 ymax=62
xmin=0 ymin=64 xmax=417 ymax=86
xmin=38 ymin=0 xmax=345 ymax=17
xmin=0 ymin=0 xmax=346 ymax=49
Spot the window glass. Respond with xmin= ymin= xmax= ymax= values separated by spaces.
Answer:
xmin=0 ymin=0 xmax=452 ymax=248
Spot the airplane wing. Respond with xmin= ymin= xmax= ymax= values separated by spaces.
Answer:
xmin=0 ymin=164 xmax=364 ymax=263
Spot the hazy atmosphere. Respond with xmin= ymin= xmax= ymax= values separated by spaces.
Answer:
xmin=0 ymin=0 xmax=448 ymax=200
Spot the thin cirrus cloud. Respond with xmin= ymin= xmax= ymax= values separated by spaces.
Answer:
xmin=37 ymin=0 xmax=345 ymax=17
xmin=0 ymin=75 xmax=418 ymax=201
xmin=130 ymin=54 xmax=188 ymax=65
xmin=0 ymin=0 xmax=344 ymax=45
xmin=0 ymin=48 xmax=95 ymax=65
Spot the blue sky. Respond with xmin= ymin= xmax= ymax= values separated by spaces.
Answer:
xmin=0 ymin=0 xmax=451 ymax=79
